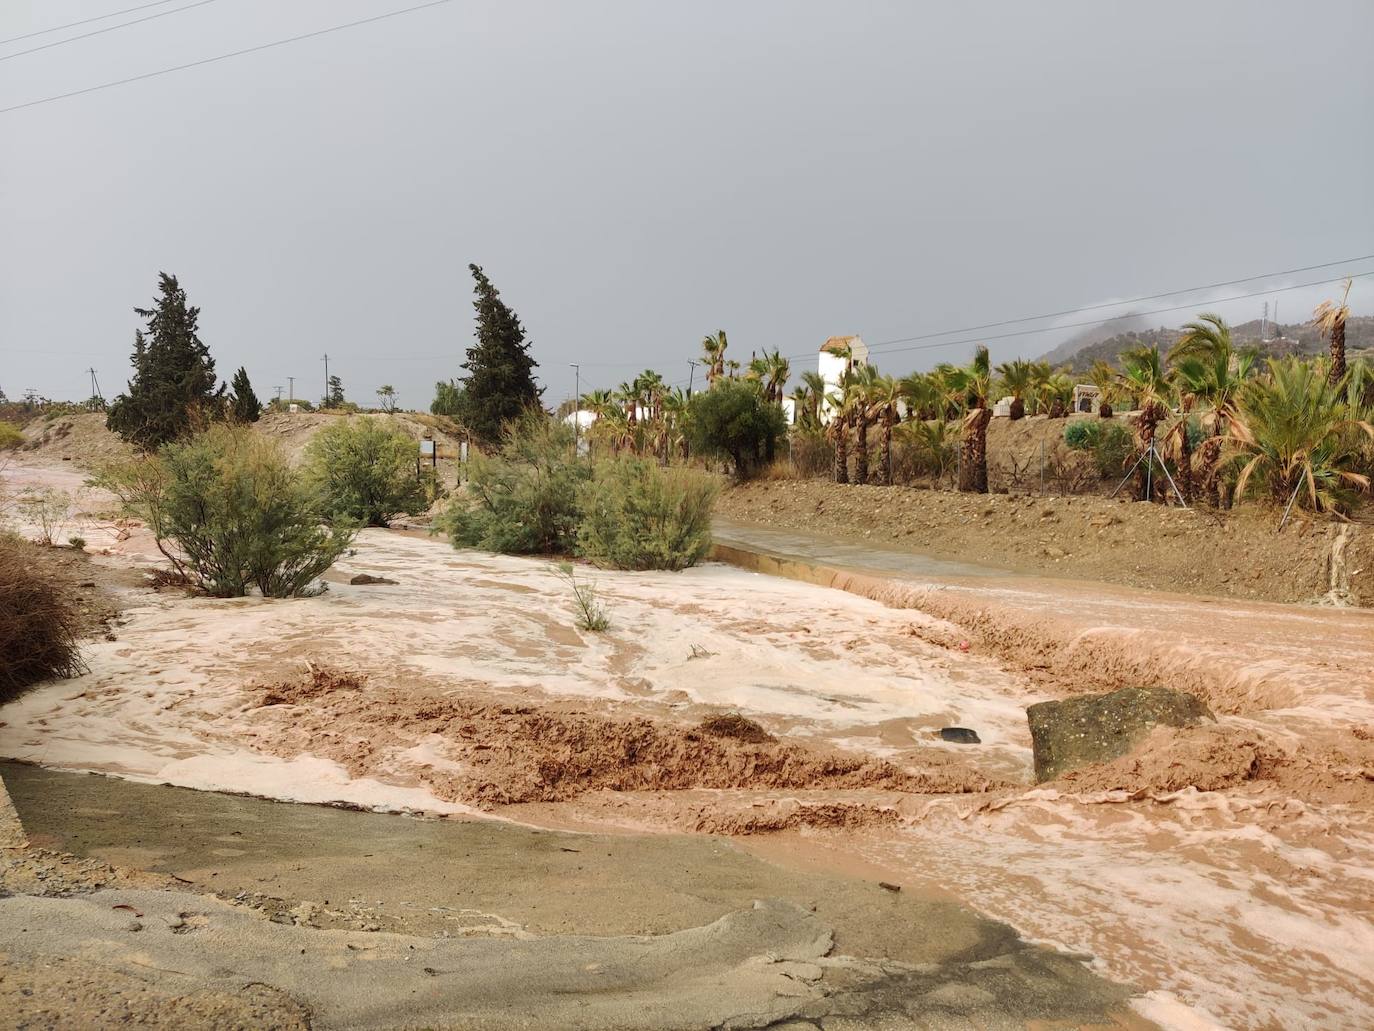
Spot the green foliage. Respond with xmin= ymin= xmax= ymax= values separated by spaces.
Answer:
xmin=431 ymin=379 xmax=466 ymax=418
xmin=683 ymin=379 xmax=787 ymax=478
xmin=304 ymin=418 xmax=430 ymax=527
xmin=895 ymin=418 xmax=959 ymax=486
xmin=457 ymin=265 xmax=542 ymax=446
xmin=325 ymin=375 xmax=346 ymax=408
xmin=107 ymin=272 xmax=224 ymax=450
xmin=1228 ymin=357 xmax=1373 ymax=514
xmin=98 ymin=425 xmax=354 ymax=597
xmin=1063 ymin=419 xmax=1133 ymax=477
xmin=0 ymin=422 xmax=22 ymax=450
xmin=553 ymin=562 xmax=610 ymax=632
xmin=230 ymin=367 xmax=262 ymax=423
xmin=577 ymin=458 xmax=716 ymax=571
xmin=438 ymin=413 xmax=587 ymax=554
xmin=67 ymin=536 xmax=86 ymax=551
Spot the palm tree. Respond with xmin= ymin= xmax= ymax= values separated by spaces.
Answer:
xmin=1028 ymin=360 xmax=1054 ymax=416
xmin=661 ymin=387 xmax=689 ymax=460
xmin=1088 ymin=360 xmax=1117 ymax=418
xmin=1169 ymin=312 xmax=1232 ymax=365
xmin=848 ymin=365 xmax=882 ymax=485
xmin=701 ymin=331 xmax=728 ymax=387
xmin=826 ymin=380 xmax=854 ymax=484
xmin=898 ymin=372 xmax=939 ymax=422
xmin=1228 ymin=357 xmax=1373 ymax=513
xmin=1313 ymin=279 xmax=1353 ymax=385
xmin=949 ymin=345 xmax=993 ymax=493
xmin=868 ymin=373 xmax=903 ymax=485
xmin=1118 ymin=345 xmax=1175 ymax=500
xmin=995 ymin=359 xmax=1033 ymax=420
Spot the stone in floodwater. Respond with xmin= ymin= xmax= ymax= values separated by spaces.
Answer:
xmin=350 ymin=573 xmax=398 ymax=586
xmin=1025 ymin=686 xmax=1213 ymax=782
xmin=939 ymin=727 xmax=981 ymax=745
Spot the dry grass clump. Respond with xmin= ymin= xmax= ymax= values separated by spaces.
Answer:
xmin=256 ymin=661 xmax=367 ymax=707
xmin=0 ymin=535 xmax=88 ymax=700
xmin=698 ymin=712 xmax=775 ymax=744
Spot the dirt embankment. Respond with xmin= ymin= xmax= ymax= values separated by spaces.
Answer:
xmin=717 ymin=478 xmax=1373 ymax=606
xmin=14 ymin=410 xmax=465 ymax=473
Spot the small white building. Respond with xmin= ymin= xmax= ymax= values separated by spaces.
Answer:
xmin=818 ymin=335 xmax=869 ymax=423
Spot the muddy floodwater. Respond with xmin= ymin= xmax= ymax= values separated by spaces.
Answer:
xmin=3 ymin=460 xmax=1373 ymax=1029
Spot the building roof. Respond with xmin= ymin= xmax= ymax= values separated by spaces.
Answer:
xmin=820 ymin=335 xmax=861 ymax=355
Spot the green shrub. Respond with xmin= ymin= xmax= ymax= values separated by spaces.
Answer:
xmin=0 ymin=422 xmax=23 ymax=450
xmin=1066 ymin=419 xmax=1133 ymax=476
xmin=787 ymin=427 xmax=833 ymax=478
xmin=304 ymin=418 xmax=431 ymax=526
xmin=438 ymin=412 xmax=588 ymax=554
xmin=683 ymin=380 xmax=787 ymax=478
xmin=99 ymin=425 xmax=355 ymax=597
xmin=1063 ymin=420 xmax=1098 ymax=450
xmin=67 ymin=536 xmax=86 ymax=551
xmin=553 ymin=562 xmax=610 ymax=631
xmin=577 ymin=458 xmax=716 ymax=571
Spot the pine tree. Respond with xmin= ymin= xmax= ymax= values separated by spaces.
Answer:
xmin=107 ymin=272 xmax=223 ymax=449
xmin=458 ymin=264 xmax=541 ymax=445
xmin=231 ymin=367 xmax=262 ymax=423
xmin=326 ymin=375 xmax=346 ymax=407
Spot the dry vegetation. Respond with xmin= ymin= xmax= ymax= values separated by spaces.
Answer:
xmin=0 ymin=536 xmax=89 ymax=699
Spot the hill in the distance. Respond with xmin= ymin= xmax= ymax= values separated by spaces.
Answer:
xmin=1039 ymin=316 xmax=1374 ymax=374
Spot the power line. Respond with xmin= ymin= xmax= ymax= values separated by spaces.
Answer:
xmin=0 ymin=0 xmax=455 ymax=116
xmin=852 ymin=270 xmax=1374 ymax=363
xmin=0 ymin=0 xmax=180 ymax=46
xmin=856 ymin=253 xmax=1374 ymax=353
xmin=0 ymin=0 xmax=222 ymax=63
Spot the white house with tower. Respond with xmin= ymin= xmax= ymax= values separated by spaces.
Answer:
xmin=817 ymin=334 xmax=869 ymax=423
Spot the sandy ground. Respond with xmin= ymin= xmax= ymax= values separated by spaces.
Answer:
xmin=718 ymin=478 xmax=1374 ymax=606
xmin=3 ymin=458 xmax=1373 ymax=1028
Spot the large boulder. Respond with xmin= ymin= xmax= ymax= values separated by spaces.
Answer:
xmin=1026 ymin=687 xmax=1213 ymax=783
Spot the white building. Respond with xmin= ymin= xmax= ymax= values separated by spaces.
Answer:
xmin=817 ymin=334 xmax=869 ymax=423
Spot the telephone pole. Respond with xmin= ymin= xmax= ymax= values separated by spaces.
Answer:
xmin=287 ymin=377 xmax=295 ymax=403
xmin=687 ymin=360 xmax=698 ymax=396
xmin=323 ymin=353 xmax=329 ymax=406
xmin=570 ymin=363 xmax=580 ymax=454
xmin=87 ymin=367 xmax=103 ymax=402
xmin=274 ymin=386 xmax=284 ymax=403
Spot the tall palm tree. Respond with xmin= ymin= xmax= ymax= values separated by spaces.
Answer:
xmin=824 ymin=384 xmax=846 ymax=486
xmin=1169 ymin=312 xmax=1232 ymax=365
xmin=1028 ymin=360 xmax=1054 ymax=416
xmin=701 ymin=331 xmax=728 ymax=387
xmin=949 ymin=345 xmax=993 ymax=493
xmin=1313 ymin=279 xmax=1353 ymax=385
xmin=661 ymin=387 xmax=689 ymax=460
xmin=847 ymin=365 xmax=882 ymax=485
xmin=867 ymin=373 xmax=903 ymax=485
xmin=995 ymin=359 xmax=1033 ymax=420
xmin=798 ymin=370 xmax=827 ymax=426
xmin=1118 ymin=345 xmax=1175 ymax=500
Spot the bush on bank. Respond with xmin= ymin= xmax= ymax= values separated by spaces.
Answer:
xmin=438 ymin=412 xmax=588 ymax=555
xmin=439 ymin=414 xmax=716 ymax=570
xmin=0 ymin=534 xmax=87 ymax=700
xmin=100 ymin=424 xmax=355 ymax=597
xmin=303 ymin=418 xmax=432 ymax=527
xmin=577 ymin=458 xmax=717 ymax=571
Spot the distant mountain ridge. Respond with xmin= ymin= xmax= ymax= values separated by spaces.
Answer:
xmin=1038 ymin=316 xmax=1374 ymax=374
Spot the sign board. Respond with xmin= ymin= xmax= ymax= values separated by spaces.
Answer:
xmin=419 ymin=439 xmax=436 ymax=457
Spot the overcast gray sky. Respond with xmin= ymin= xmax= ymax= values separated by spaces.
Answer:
xmin=3 ymin=0 xmax=1372 ymax=409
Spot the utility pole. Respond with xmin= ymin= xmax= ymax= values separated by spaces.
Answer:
xmin=323 ymin=353 xmax=329 ymax=406
xmin=87 ymin=367 xmax=103 ymax=402
xmin=287 ymin=377 xmax=295 ymax=404
xmin=687 ymin=360 xmax=698 ymax=396
xmin=570 ymin=363 xmax=580 ymax=454
xmin=274 ymin=386 xmax=284 ymax=403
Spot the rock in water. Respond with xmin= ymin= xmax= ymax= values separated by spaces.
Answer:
xmin=939 ymin=727 xmax=981 ymax=744
xmin=1025 ymin=687 xmax=1213 ymax=782
xmin=349 ymin=573 xmax=398 ymax=586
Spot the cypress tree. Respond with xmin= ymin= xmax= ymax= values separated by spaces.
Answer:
xmin=231 ymin=367 xmax=262 ymax=423
xmin=107 ymin=272 xmax=223 ymax=449
xmin=458 ymin=264 xmax=541 ymax=445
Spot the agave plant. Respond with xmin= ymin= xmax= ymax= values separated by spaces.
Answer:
xmin=1227 ymin=357 xmax=1373 ymax=514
